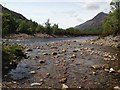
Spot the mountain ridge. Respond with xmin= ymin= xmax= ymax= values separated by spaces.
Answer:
xmin=75 ymin=12 xmax=108 ymax=30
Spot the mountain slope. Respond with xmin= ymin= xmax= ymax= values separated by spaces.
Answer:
xmin=75 ymin=12 xmax=108 ymax=30
xmin=0 ymin=4 xmax=27 ymax=20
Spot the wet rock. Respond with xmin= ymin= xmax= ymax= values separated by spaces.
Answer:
xmin=30 ymin=82 xmax=43 ymax=87
xmin=59 ymin=78 xmax=67 ymax=83
xmin=39 ymin=60 xmax=45 ymax=63
xmin=114 ymin=86 xmax=120 ymax=90
xmin=52 ymin=52 xmax=57 ymax=55
xmin=30 ymin=71 xmax=36 ymax=74
xmin=62 ymin=84 xmax=68 ymax=89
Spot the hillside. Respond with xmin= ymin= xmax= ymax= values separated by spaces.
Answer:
xmin=0 ymin=4 xmax=27 ymax=20
xmin=75 ymin=12 xmax=108 ymax=30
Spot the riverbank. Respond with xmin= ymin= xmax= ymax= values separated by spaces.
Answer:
xmin=84 ymin=35 xmax=120 ymax=48
xmin=2 ymin=36 xmax=120 ymax=89
xmin=3 ymin=34 xmax=55 ymax=39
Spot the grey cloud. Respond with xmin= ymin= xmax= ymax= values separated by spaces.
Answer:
xmin=76 ymin=18 xmax=84 ymax=22
xmin=85 ymin=2 xmax=100 ymax=10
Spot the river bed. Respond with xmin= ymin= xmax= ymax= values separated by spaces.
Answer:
xmin=2 ymin=36 xmax=120 ymax=89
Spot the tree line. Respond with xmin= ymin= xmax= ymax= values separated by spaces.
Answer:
xmin=102 ymin=0 xmax=120 ymax=36
xmin=2 ymin=0 xmax=120 ymax=37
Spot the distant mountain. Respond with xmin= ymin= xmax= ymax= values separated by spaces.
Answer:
xmin=0 ymin=4 xmax=27 ymax=20
xmin=75 ymin=12 xmax=108 ymax=30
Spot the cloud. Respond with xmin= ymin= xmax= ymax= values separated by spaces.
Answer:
xmin=76 ymin=18 xmax=84 ymax=22
xmin=85 ymin=2 xmax=100 ymax=10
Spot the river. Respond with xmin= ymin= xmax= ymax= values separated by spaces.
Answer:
xmin=4 ymin=36 xmax=97 ymax=44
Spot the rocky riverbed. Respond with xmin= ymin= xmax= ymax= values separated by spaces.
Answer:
xmin=86 ymin=35 xmax=120 ymax=48
xmin=2 ymin=36 xmax=120 ymax=89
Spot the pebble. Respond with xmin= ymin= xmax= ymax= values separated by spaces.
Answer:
xmin=109 ymin=68 xmax=115 ymax=73
xmin=43 ymin=53 xmax=48 ymax=55
xmin=91 ymin=65 xmax=101 ymax=70
xmin=52 ymin=52 xmax=57 ymax=55
xmin=62 ymin=84 xmax=68 ymax=89
xmin=62 ymin=49 xmax=66 ymax=53
xmin=46 ymin=73 xmax=50 ymax=77
xmin=114 ymin=86 xmax=120 ymax=90
xmin=30 ymin=71 xmax=36 ymax=74
xmin=59 ymin=78 xmax=67 ymax=83
xmin=26 ymin=48 xmax=33 ymax=52
xmin=30 ymin=82 xmax=43 ymax=87
xmin=73 ymin=49 xmax=79 ymax=52
xmin=71 ymin=54 xmax=76 ymax=58
xmin=39 ymin=60 xmax=45 ymax=63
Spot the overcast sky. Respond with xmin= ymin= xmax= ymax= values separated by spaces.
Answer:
xmin=0 ymin=0 xmax=111 ymax=29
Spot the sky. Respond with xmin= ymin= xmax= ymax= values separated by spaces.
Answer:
xmin=0 ymin=0 xmax=111 ymax=29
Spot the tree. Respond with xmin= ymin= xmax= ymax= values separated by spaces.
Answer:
xmin=52 ymin=24 xmax=59 ymax=34
xmin=110 ymin=0 xmax=120 ymax=10
xmin=2 ymin=13 xmax=17 ymax=36
xmin=45 ymin=19 xmax=53 ymax=34
xmin=102 ymin=0 xmax=120 ymax=36
xmin=16 ymin=20 xmax=30 ymax=34
xmin=36 ymin=24 xmax=45 ymax=34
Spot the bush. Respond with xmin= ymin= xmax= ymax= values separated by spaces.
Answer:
xmin=2 ymin=44 xmax=26 ymax=76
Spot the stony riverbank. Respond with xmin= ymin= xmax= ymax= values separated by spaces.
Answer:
xmin=2 ymin=37 xmax=120 ymax=89
xmin=86 ymin=35 xmax=120 ymax=48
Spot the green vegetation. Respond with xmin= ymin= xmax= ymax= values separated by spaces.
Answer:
xmin=2 ymin=0 xmax=119 ymax=37
xmin=2 ymin=8 xmax=100 ymax=37
xmin=2 ymin=43 xmax=26 ymax=76
xmin=102 ymin=0 xmax=120 ymax=36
